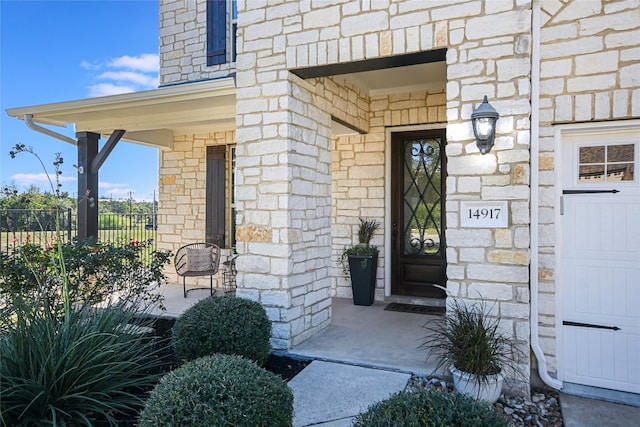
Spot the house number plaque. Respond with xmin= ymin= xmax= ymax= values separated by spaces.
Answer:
xmin=460 ymin=201 xmax=508 ymax=228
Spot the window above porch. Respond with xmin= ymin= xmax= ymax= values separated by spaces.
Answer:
xmin=207 ymin=0 xmax=237 ymax=66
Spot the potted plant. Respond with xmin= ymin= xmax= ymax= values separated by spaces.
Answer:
xmin=339 ymin=218 xmax=380 ymax=306
xmin=419 ymin=298 xmax=523 ymax=403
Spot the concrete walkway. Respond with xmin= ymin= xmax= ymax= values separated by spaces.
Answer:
xmin=560 ymin=394 xmax=640 ymax=427
xmin=288 ymin=361 xmax=410 ymax=426
xmin=287 ymin=361 xmax=640 ymax=427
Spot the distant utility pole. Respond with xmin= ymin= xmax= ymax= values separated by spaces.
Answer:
xmin=152 ymin=190 xmax=156 ymax=230
xmin=128 ymin=191 xmax=133 ymax=232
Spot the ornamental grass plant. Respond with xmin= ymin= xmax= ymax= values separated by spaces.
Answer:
xmin=0 ymin=301 xmax=168 ymax=426
xmin=420 ymin=298 xmax=524 ymax=387
xmin=338 ymin=217 xmax=380 ymax=276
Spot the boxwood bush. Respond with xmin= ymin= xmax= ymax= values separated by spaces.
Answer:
xmin=172 ymin=296 xmax=272 ymax=365
xmin=353 ymin=388 xmax=512 ymax=427
xmin=138 ymin=354 xmax=293 ymax=427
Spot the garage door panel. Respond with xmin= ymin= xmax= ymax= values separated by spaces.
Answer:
xmin=568 ymin=198 xmax=640 ymax=260
xmin=566 ymin=261 xmax=639 ymax=327
xmin=564 ymin=327 xmax=640 ymax=393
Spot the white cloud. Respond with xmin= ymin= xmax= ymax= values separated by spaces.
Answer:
xmin=108 ymin=54 xmax=158 ymax=72
xmin=97 ymin=71 xmax=158 ymax=88
xmin=83 ymin=53 xmax=159 ymax=96
xmin=99 ymin=181 xmax=129 ymax=191
xmin=80 ymin=60 xmax=100 ymax=71
xmin=10 ymin=173 xmax=76 ymax=193
xmin=7 ymin=174 xmax=152 ymax=201
xmin=99 ymin=182 xmax=148 ymax=201
xmin=88 ymin=83 xmax=137 ymax=97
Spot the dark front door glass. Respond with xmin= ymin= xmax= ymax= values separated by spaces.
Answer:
xmin=392 ymin=130 xmax=446 ymax=298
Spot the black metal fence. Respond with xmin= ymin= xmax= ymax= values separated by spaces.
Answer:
xmin=0 ymin=209 xmax=157 ymax=256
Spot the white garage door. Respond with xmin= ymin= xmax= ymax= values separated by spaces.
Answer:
xmin=561 ymin=129 xmax=640 ymax=394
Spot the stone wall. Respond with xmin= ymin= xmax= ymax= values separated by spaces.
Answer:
xmin=157 ymin=131 xmax=234 ymax=286
xmin=233 ymin=74 xmax=334 ymax=349
xmin=159 ymin=0 xmax=235 ymax=85
xmin=153 ymin=0 xmax=640 ymax=396
xmin=536 ymin=0 xmax=640 ymax=375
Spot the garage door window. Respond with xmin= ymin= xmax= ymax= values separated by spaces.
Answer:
xmin=578 ymin=143 xmax=635 ymax=182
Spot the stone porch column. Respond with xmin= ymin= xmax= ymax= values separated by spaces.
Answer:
xmin=234 ymin=72 xmax=333 ymax=350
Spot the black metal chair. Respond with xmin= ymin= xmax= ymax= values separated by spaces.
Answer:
xmin=174 ymin=242 xmax=221 ymax=298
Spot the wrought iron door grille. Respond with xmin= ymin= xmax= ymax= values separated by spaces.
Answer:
xmin=402 ymin=138 xmax=443 ymax=256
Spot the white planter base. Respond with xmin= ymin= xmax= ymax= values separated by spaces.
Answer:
xmin=450 ymin=366 xmax=504 ymax=403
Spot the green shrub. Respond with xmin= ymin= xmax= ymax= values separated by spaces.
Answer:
xmin=172 ymin=296 xmax=272 ymax=365
xmin=0 ymin=302 xmax=167 ymax=426
xmin=138 ymin=354 xmax=293 ymax=427
xmin=353 ymin=388 xmax=512 ymax=427
xmin=0 ymin=239 xmax=172 ymax=319
xmin=98 ymin=214 xmax=127 ymax=229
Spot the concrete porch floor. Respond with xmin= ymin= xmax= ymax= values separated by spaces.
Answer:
xmin=287 ymin=297 xmax=439 ymax=376
xmin=148 ymin=284 xmax=440 ymax=376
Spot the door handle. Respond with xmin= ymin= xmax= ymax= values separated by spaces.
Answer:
xmin=392 ymin=221 xmax=398 ymax=249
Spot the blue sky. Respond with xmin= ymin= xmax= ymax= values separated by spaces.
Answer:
xmin=1 ymin=0 xmax=160 ymax=202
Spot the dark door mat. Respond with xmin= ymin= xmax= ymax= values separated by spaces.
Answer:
xmin=384 ymin=302 xmax=445 ymax=315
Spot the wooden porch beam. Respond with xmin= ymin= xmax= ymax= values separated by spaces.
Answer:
xmin=92 ymin=129 xmax=125 ymax=172
xmin=76 ymin=130 xmax=125 ymax=242
xmin=76 ymin=131 xmax=99 ymax=242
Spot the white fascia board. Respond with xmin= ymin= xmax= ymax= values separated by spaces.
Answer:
xmin=6 ymin=78 xmax=237 ymax=127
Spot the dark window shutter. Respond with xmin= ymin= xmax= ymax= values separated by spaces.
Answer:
xmin=206 ymin=146 xmax=226 ymax=247
xmin=206 ymin=0 xmax=227 ymax=66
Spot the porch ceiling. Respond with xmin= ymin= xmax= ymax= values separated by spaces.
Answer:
xmin=342 ymin=61 xmax=447 ymax=97
xmin=293 ymin=50 xmax=447 ymax=135
xmin=292 ymin=49 xmax=447 ymax=98
xmin=328 ymin=62 xmax=447 ymax=137
xmin=5 ymin=78 xmax=236 ymax=148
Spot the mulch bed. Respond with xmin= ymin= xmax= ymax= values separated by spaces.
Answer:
xmin=264 ymin=353 xmax=312 ymax=381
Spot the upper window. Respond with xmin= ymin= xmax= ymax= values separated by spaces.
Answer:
xmin=206 ymin=0 xmax=237 ymax=66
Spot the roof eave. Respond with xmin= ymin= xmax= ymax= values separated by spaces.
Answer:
xmin=5 ymin=78 xmax=237 ymax=148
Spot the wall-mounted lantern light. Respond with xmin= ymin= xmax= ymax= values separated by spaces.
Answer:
xmin=471 ymin=95 xmax=499 ymax=154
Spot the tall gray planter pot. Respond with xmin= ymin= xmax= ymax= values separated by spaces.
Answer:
xmin=347 ymin=255 xmax=377 ymax=306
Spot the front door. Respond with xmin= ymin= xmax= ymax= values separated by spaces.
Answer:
xmin=561 ymin=130 xmax=640 ymax=394
xmin=391 ymin=130 xmax=446 ymax=298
